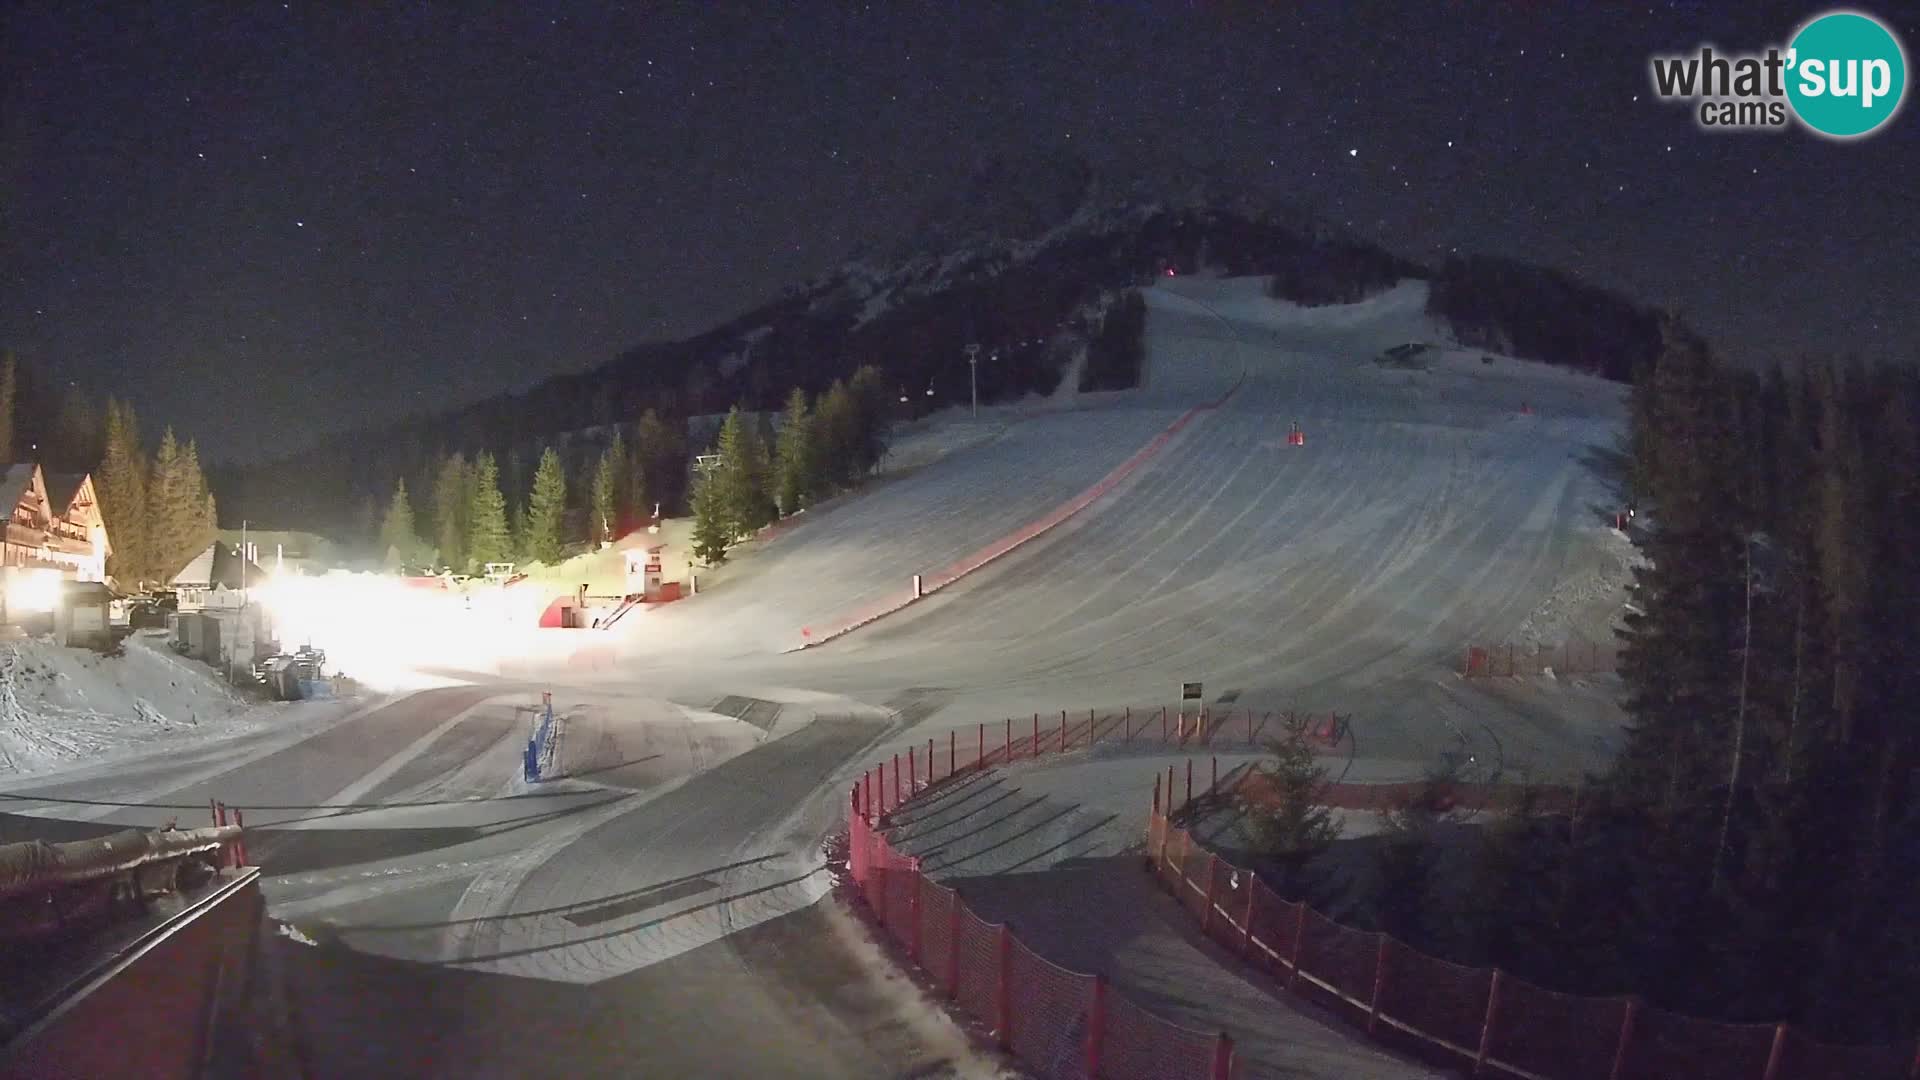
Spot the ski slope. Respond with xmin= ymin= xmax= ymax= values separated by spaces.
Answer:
xmin=606 ymin=276 xmax=1630 ymax=774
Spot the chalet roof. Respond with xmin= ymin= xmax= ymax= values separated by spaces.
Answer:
xmin=43 ymin=473 xmax=87 ymax=515
xmin=0 ymin=465 xmax=38 ymax=514
xmin=168 ymin=542 xmax=267 ymax=590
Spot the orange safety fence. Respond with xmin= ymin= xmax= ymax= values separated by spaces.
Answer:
xmin=847 ymin=753 xmax=1235 ymax=1079
xmin=1146 ymin=762 xmax=1918 ymax=1080
xmin=1463 ymin=639 xmax=1620 ymax=678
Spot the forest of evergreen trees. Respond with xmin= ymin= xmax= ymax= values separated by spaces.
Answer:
xmin=371 ymin=366 xmax=896 ymax=574
xmin=0 ymin=354 xmax=217 ymax=587
xmin=1344 ymin=326 xmax=1920 ymax=1047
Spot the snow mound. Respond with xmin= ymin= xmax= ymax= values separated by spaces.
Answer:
xmin=0 ymin=633 xmax=264 ymax=775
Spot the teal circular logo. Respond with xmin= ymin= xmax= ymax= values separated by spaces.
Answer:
xmin=1786 ymin=11 xmax=1907 ymax=138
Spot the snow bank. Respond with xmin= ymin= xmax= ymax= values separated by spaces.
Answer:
xmin=0 ymin=633 xmax=267 ymax=775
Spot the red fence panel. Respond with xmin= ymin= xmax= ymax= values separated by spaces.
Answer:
xmin=1775 ymin=1027 xmax=1914 ymax=1080
xmin=1374 ymin=938 xmax=1493 ymax=1060
xmin=1484 ymin=974 xmax=1628 ymax=1080
xmin=918 ymin=880 xmax=957 ymax=995
xmin=1619 ymin=1005 xmax=1777 ymax=1080
xmin=1006 ymin=935 xmax=1094 ymax=1073
xmin=1295 ymin=907 xmax=1378 ymax=1020
xmin=952 ymin=903 xmax=1003 ymax=1029
xmin=1206 ymin=856 xmax=1253 ymax=955
xmin=883 ymin=855 xmax=918 ymax=947
xmin=1101 ymin=989 xmax=1223 ymax=1080
xmin=1245 ymin=880 xmax=1299 ymax=976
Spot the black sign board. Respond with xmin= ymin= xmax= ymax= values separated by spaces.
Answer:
xmin=1180 ymin=682 xmax=1203 ymax=701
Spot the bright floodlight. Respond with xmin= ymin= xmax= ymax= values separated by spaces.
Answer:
xmin=6 ymin=569 xmax=63 ymax=613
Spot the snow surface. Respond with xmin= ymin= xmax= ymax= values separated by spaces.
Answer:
xmin=0 ymin=632 xmax=298 ymax=775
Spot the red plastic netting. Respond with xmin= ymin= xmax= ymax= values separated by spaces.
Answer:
xmin=1620 ymin=1004 xmax=1777 ymax=1080
xmin=1295 ymin=907 xmax=1378 ymax=1018
xmin=1006 ymin=936 xmax=1094 ymax=1074
xmin=1205 ymin=856 xmax=1254 ymax=954
xmin=1171 ymin=837 xmax=1211 ymax=922
xmin=1370 ymin=938 xmax=1491 ymax=1058
xmin=882 ymin=857 xmax=918 ymax=947
xmin=918 ymin=879 xmax=957 ymax=993
xmin=1244 ymin=879 xmax=1298 ymax=975
xmin=954 ymin=903 xmax=1002 ymax=1029
xmin=1484 ymin=973 xmax=1628 ymax=1080
xmin=1100 ymin=987 xmax=1222 ymax=1080
xmin=1157 ymin=826 xmax=1190 ymax=895
xmin=1774 ymin=1027 xmax=1914 ymax=1080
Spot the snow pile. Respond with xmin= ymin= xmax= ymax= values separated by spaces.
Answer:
xmin=0 ymin=633 xmax=261 ymax=774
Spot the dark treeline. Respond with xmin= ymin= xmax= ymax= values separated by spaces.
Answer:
xmin=1426 ymin=255 xmax=1664 ymax=381
xmin=1430 ymin=327 xmax=1920 ymax=1045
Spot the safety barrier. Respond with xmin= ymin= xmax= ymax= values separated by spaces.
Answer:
xmin=1463 ymin=639 xmax=1619 ymax=678
xmin=523 ymin=691 xmax=560 ymax=782
xmin=848 ymin=764 xmax=1235 ymax=1079
xmin=802 ymin=364 xmax=1247 ymax=650
xmin=1147 ymin=764 xmax=1919 ymax=1080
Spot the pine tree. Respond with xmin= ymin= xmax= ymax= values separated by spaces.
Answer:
xmin=50 ymin=388 xmax=101 ymax=472
xmin=774 ymin=387 xmax=817 ymax=514
xmin=149 ymin=428 xmax=190 ymax=580
xmin=632 ymin=409 xmax=680 ymax=514
xmin=689 ymin=465 xmax=730 ymax=565
xmin=590 ymin=433 xmax=626 ymax=544
xmin=432 ymin=452 xmax=469 ymax=572
xmin=0 ymin=352 xmax=17 ymax=463
xmin=525 ymin=446 xmax=568 ymax=565
xmin=1238 ymin=735 xmax=1342 ymax=897
xmin=466 ymin=452 xmax=511 ymax=571
xmin=847 ymin=365 xmax=893 ymax=473
xmin=97 ymin=399 xmax=147 ymax=585
xmin=816 ymin=379 xmax=859 ymax=488
xmin=714 ymin=407 xmax=773 ymax=538
xmin=379 ymin=478 xmax=420 ymax=570
xmin=181 ymin=439 xmax=217 ymax=559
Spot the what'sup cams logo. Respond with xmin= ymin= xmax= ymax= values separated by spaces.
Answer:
xmin=1650 ymin=9 xmax=1907 ymax=138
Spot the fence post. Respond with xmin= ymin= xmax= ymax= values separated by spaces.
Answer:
xmin=1004 ymin=717 xmax=1011 ymax=764
xmin=1125 ymin=705 xmax=1132 ymax=741
xmin=1368 ymin=934 xmax=1390 ymax=1035
xmin=928 ymin=738 xmax=934 ymax=784
xmin=1167 ymin=764 xmax=1176 ymax=814
xmin=996 ymin=924 xmax=1014 ymax=1051
xmin=1161 ymin=706 xmax=1168 ymax=741
xmin=947 ymin=890 xmax=963 ymax=1000
xmin=1032 ymin=713 xmax=1039 ymax=757
xmin=1761 ymin=1023 xmax=1790 ymax=1080
xmin=1060 ymin=709 xmax=1067 ymax=752
xmin=1186 ymin=759 xmax=1193 ymax=807
xmin=950 ymin=730 xmax=956 ymax=779
xmin=1085 ymin=973 xmax=1108 ymax=1078
xmin=978 ymin=723 xmax=985 ymax=771
xmin=909 ymin=867 xmax=924 ymax=964
xmin=233 ymin=807 xmax=248 ymax=867
xmin=210 ymin=798 xmax=218 ymax=828
xmin=1609 ymin=998 xmax=1640 ymax=1080
xmin=1289 ymin=903 xmax=1307 ymax=988
xmin=894 ymin=754 xmax=902 ymax=808
xmin=1089 ymin=707 xmax=1096 ymax=745
xmin=1210 ymin=1031 xmax=1234 ymax=1080
xmin=908 ymin=747 xmax=917 ymax=798
xmin=1211 ymin=755 xmax=1218 ymax=795
xmin=1475 ymin=969 xmax=1505 ymax=1077
xmin=1202 ymin=854 xmax=1220 ymax=933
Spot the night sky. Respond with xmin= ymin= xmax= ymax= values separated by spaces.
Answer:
xmin=4 ymin=2 xmax=1916 ymax=462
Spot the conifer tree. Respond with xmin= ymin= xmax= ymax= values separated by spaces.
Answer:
xmin=591 ymin=433 xmax=626 ymax=544
xmin=466 ymin=452 xmax=511 ymax=571
xmin=379 ymin=478 xmax=420 ymax=570
xmin=689 ymin=466 xmax=729 ymax=565
xmin=432 ymin=452 xmax=469 ymax=572
xmin=847 ymin=365 xmax=893 ymax=472
xmin=149 ymin=428 xmax=190 ymax=580
xmin=97 ymin=399 xmax=147 ymax=585
xmin=525 ymin=446 xmax=568 ymax=564
xmin=774 ymin=387 xmax=818 ymax=515
xmin=815 ymin=379 xmax=859 ymax=488
xmin=714 ymin=407 xmax=773 ymax=537
xmin=632 ymin=409 xmax=680 ymax=514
